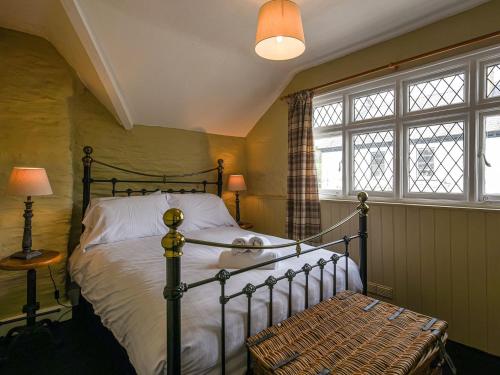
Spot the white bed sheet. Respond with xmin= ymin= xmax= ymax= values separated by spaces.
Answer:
xmin=69 ymin=226 xmax=362 ymax=375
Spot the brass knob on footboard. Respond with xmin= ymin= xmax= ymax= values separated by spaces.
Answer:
xmin=162 ymin=208 xmax=185 ymax=258
xmin=357 ymin=191 xmax=369 ymax=216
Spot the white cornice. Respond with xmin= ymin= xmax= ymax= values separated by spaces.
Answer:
xmin=60 ymin=0 xmax=133 ymax=130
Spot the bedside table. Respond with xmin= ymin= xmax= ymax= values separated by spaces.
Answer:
xmin=238 ymin=222 xmax=253 ymax=230
xmin=0 ymin=250 xmax=62 ymax=334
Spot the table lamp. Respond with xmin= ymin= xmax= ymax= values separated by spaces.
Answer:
xmin=6 ymin=167 xmax=53 ymax=259
xmin=227 ymin=174 xmax=246 ymax=224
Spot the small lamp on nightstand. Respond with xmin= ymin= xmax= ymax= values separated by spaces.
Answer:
xmin=227 ymin=174 xmax=246 ymax=224
xmin=6 ymin=167 xmax=53 ymax=259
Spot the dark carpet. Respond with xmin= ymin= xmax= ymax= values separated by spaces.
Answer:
xmin=0 ymin=320 xmax=499 ymax=374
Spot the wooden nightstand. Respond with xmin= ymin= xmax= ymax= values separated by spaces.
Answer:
xmin=238 ymin=222 xmax=253 ymax=230
xmin=0 ymin=250 xmax=62 ymax=334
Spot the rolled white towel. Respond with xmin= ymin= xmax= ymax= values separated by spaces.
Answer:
xmin=231 ymin=235 xmax=262 ymax=255
xmin=248 ymin=236 xmax=271 ymax=248
xmin=218 ymin=250 xmax=280 ymax=270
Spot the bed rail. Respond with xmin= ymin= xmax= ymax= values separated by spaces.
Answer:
xmin=161 ymin=192 xmax=369 ymax=375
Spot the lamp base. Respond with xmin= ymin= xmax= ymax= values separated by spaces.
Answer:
xmin=10 ymin=250 xmax=42 ymax=260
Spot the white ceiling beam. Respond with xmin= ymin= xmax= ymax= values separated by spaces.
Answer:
xmin=60 ymin=0 xmax=134 ymax=130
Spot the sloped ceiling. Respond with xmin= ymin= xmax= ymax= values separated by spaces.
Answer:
xmin=0 ymin=0 xmax=490 ymax=136
xmin=0 ymin=0 xmax=122 ymax=124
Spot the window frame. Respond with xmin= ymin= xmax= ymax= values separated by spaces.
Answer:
xmin=402 ymin=65 xmax=469 ymax=116
xmin=312 ymin=44 xmax=500 ymax=207
xmin=348 ymin=123 xmax=396 ymax=197
xmin=477 ymin=108 xmax=500 ymax=202
xmin=479 ymin=57 xmax=500 ymax=103
xmin=402 ymin=114 xmax=469 ymax=201
xmin=349 ymin=84 xmax=396 ymax=124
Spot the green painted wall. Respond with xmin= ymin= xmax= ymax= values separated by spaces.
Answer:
xmin=0 ymin=28 xmax=246 ymax=319
xmin=0 ymin=29 xmax=74 ymax=318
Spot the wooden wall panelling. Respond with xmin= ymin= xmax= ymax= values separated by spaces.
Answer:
xmin=381 ymin=205 xmax=395 ymax=293
xmin=450 ymin=211 xmax=470 ymax=345
xmin=434 ymin=209 xmax=453 ymax=336
xmin=467 ymin=211 xmax=488 ymax=351
xmin=406 ymin=207 xmax=422 ymax=312
xmin=393 ymin=205 xmax=408 ymax=308
xmin=420 ymin=208 xmax=437 ymax=318
xmin=486 ymin=212 xmax=500 ymax=354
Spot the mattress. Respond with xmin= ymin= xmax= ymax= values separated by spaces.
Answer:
xmin=68 ymin=226 xmax=363 ymax=375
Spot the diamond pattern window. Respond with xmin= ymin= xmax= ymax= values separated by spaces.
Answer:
xmin=353 ymin=130 xmax=393 ymax=192
xmin=486 ymin=64 xmax=500 ymax=98
xmin=416 ymin=146 xmax=435 ymax=179
xmin=408 ymin=73 xmax=465 ymax=112
xmin=314 ymin=134 xmax=343 ymax=191
xmin=353 ymin=89 xmax=394 ymax=121
xmin=483 ymin=114 xmax=500 ymax=196
xmin=313 ymin=101 xmax=343 ymax=128
xmin=408 ymin=121 xmax=464 ymax=194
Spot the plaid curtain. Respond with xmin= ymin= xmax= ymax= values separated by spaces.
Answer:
xmin=286 ymin=90 xmax=321 ymax=241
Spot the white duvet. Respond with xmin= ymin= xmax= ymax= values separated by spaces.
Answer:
xmin=69 ymin=226 xmax=363 ymax=375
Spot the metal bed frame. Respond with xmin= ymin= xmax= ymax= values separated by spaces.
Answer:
xmin=79 ymin=146 xmax=369 ymax=375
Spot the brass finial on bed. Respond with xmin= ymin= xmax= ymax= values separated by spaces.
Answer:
xmin=162 ymin=208 xmax=185 ymax=258
xmin=357 ymin=191 xmax=369 ymax=216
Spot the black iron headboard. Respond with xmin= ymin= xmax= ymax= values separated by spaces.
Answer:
xmin=81 ymin=146 xmax=224 ymax=218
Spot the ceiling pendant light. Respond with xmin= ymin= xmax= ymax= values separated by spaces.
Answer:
xmin=255 ymin=0 xmax=305 ymax=61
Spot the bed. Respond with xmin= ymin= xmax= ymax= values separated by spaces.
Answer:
xmin=70 ymin=146 xmax=369 ymax=375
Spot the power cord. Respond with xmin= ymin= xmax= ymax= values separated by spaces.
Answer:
xmin=48 ymin=265 xmax=72 ymax=308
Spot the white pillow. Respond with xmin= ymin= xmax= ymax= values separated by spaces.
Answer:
xmin=80 ymin=193 xmax=169 ymax=251
xmin=166 ymin=193 xmax=237 ymax=232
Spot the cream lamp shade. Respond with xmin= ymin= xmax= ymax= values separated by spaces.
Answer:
xmin=6 ymin=167 xmax=53 ymax=197
xmin=227 ymin=175 xmax=247 ymax=192
xmin=255 ymin=0 xmax=305 ymax=61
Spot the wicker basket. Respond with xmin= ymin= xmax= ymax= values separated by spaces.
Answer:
xmin=247 ymin=291 xmax=448 ymax=375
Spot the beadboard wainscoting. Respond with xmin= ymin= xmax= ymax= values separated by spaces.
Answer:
xmin=242 ymin=195 xmax=500 ymax=356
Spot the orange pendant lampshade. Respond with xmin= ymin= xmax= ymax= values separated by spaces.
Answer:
xmin=255 ymin=0 xmax=305 ymax=61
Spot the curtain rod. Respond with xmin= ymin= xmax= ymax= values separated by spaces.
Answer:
xmin=281 ymin=30 xmax=500 ymax=100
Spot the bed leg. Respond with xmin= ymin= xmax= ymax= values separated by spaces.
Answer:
xmin=82 ymin=146 xmax=93 ymax=220
xmin=357 ymin=192 xmax=369 ymax=296
xmin=217 ymin=159 xmax=224 ymax=197
xmin=162 ymin=208 xmax=186 ymax=375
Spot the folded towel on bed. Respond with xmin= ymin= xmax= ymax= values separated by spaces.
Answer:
xmin=248 ymin=236 xmax=271 ymax=248
xmin=218 ymin=250 xmax=280 ymax=270
xmin=231 ymin=235 xmax=262 ymax=254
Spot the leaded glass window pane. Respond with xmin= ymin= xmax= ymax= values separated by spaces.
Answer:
xmin=353 ymin=90 xmax=394 ymax=121
xmin=486 ymin=64 xmax=500 ymax=98
xmin=408 ymin=73 xmax=465 ymax=112
xmin=314 ymin=134 xmax=343 ymax=191
xmin=353 ymin=130 xmax=393 ymax=192
xmin=484 ymin=114 xmax=500 ymax=196
xmin=408 ymin=121 xmax=464 ymax=194
xmin=313 ymin=101 xmax=343 ymax=127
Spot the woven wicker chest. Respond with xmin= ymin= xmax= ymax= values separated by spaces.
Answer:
xmin=247 ymin=291 xmax=451 ymax=375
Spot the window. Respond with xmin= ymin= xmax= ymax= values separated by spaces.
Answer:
xmin=352 ymin=130 xmax=393 ymax=192
xmin=486 ymin=64 xmax=500 ymax=98
xmin=314 ymin=102 xmax=342 ymax=127
xmin=314 ymin=134 xmax=343 ymax=192
xmin=408 ymin=121 xmax=464 ymax=194
xmin=312 ymin=47 xmax=500 ymax=205
xmin=482 ymin=114 xmax=500 ymax=197
xmin=353 ymin=89 xmax=394 ymax=121
xmin=408 ymin=72 xmax=465 ymax=112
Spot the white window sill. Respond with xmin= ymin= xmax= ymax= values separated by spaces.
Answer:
xmin=319 ymin=193 xmax=500 ymax=211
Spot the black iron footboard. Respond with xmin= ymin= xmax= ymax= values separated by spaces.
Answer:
xmin=161 ymin=193 xmax=369 ymax=375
